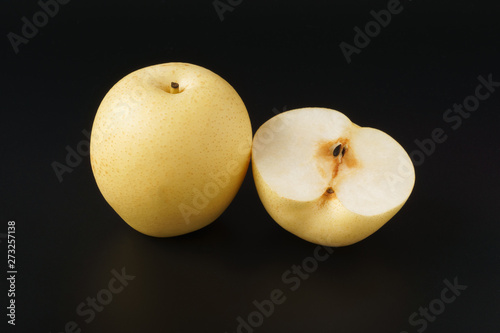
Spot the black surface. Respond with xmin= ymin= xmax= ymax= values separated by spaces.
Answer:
xmin=2 ymin=0 xmax=500 ymax=332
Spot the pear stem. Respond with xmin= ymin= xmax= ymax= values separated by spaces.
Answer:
xmin=170 ymin=82 xmax=180 ymax=94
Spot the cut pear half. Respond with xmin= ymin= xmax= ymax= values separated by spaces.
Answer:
xmin=252 ymin=107 xmax=415 ymax=246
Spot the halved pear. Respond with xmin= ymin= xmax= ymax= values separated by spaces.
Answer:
xmin=252 ymin=107 xmax=415 ymax=246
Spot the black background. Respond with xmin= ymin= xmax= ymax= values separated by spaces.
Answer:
xmin=1 ymin=0 xmax=500 ymax=332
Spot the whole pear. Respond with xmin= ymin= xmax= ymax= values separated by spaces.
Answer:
xmin=90 ymin=63 xmax=252 ymax=237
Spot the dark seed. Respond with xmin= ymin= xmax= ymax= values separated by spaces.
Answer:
xmin=342 ymin=147 xmax=346 ymax=156
xmin=326 ymin=188 xmax=334 ymax=194
xmin=333 ymin=144 xmax=341 ymax=157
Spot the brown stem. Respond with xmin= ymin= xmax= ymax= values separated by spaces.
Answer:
xmin=170 ymin=82 xmax=180 ymax=94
